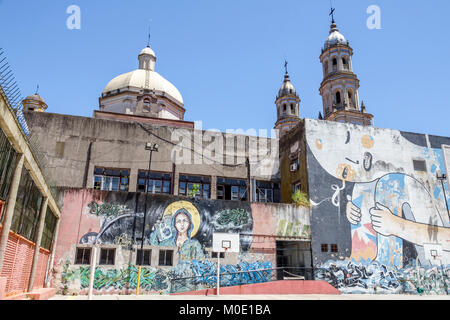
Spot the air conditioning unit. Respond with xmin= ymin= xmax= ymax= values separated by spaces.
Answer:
xmin=290 ymin=163 xmax=298 ymax=172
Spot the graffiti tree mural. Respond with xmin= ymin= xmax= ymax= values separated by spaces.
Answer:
xmin=306 ymin=119 xmax=450 ymax=294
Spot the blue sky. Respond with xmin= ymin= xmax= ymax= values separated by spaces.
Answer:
xmin=0 ymin=0 xmax=449 ymax=137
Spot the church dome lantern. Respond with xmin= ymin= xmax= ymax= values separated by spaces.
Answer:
xmin=99 ymin=44 xmax=185 ymax=121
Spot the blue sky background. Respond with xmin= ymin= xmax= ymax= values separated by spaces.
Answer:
xmin=0 ymin=0 xmax=449 ymax=137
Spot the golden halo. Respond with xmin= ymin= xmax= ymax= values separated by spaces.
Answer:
xmin=163 ymin=201 xmax=201 ymax=238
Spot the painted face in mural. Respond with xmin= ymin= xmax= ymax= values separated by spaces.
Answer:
xmin=175 ymin=211 xmax=191 ymax=236
xmin=306 ymin=120 xmax=431 ymax=183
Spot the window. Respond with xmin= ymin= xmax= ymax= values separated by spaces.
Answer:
xmin=211 ymin=252 xmax=225 ymax=259
xmin=413 ymin=160 xmax=426 ymax=172
xmin=321 ymin=244 xmax=328 ymax=252
xmin=324 ymin=63 xmax=328 ymax=74
xmin=41 ymin=207 xmax=57 ymax=250
xmin=335 ymin=91 xmax=341 ymax=104
xmin=342 ymin=57 xmax=348 ymax=69
xmin=179 ymin=175 xmax=211 ymax=199
xmin=143 ymin=99 xmax=150 ymax=112
xmin=332 ymin=58 xmax=337 ymax=65
xmin=93 ymin=167 xmax=129 ymax=192
xmin=137 ymin=171 xmax=172 ymax=194
xmin=330 ymin=244 xmax=338 ymax=253
xmin=136 ymin=249 xmax=152 ymax=266
xmin=255 ymin=180 xmax=280 ymax=203
xmin=10 ymin=168 xmax=42 ymax=241
xmin=292 ymin=181 xmax=301 ymax=194
xmin=290 ymin=104 xmax=295 ymax=114
xmin=99 ymin=248 xmax=116 ymax=265
xmin=159 ymin=250 xmax=173 ymax=266
xmin=217 ymin=178 xmax=247 ymax=201
xmin=75 ymin=248 xmax=92 ymax=265
xmin=0 ymin=129 xmax=17 ymax=204
xmin=283 ymin=104 xmax=287 ymax=113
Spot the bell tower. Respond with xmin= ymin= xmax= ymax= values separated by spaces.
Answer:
xmin=275 ymin=62 xmax=301 ymax=136
xmin=319 ymin=10 xmax=373 ymax=125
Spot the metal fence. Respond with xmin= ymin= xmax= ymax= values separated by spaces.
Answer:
xmin=0 ymin=47 xmax=60 ymax=202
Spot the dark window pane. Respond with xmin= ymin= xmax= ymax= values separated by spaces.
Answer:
xmin=136 ymin=249 xmax=151 ymax=265
xmin=154 ymin=180 xmax=162 ymax=193
xmin=179 ymin=182 xmax=186 ymax=195
xmin=162 ymin=181 xmax=170 ymax=194
xmin=138 ymin=171 xmax=147 ymax=178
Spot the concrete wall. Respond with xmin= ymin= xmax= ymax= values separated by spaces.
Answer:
xmin=53 ymin=189 xmax=310 ymax=295
xmin=305 ymin=119 xmax=450 ymax=294
xmin=24 ymin=112 xmax=280 ymax=198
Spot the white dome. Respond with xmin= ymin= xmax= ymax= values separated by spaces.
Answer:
xmin=103 ymin=69 xmax=184 ymax=105
xmin=140 ymin=46 xmax=155 ymax=57
xmin=324 ymin=24 xmax=348 ymax=49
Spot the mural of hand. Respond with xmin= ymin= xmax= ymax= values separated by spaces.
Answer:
xmin=346 ymin=195 xmax=361 ymax=225
xmin=369 ymin=203 xmax=399 ymax=236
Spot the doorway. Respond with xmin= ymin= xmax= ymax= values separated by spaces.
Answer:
xmin=276 ymin=241 xmax=312 ymax=280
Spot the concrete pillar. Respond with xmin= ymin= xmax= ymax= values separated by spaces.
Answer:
xmin=45 ymin=217 xmax=60 ymax=288
xmin=28 ymin=197 xmax=48 ymax=292
xmin=0 ymin=153 xmax=24 ymax=271
xmin=211 ymin=176 xmax=217 ymax=199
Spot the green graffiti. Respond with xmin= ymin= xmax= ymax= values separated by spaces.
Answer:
xmin=215 ymin=208 xmax=250 ymax=227
xmin=301 ymin=225 xmax=310 ymax=238
xmin=114 ymin=233 xmax=132 ymax=247
xmin=277 ymin=219 xmax=311 ymax=238
xmin=87 ymin=201 xmax=127 ymax=219
xmin=61 ymin=263 xmax=169 ymax=292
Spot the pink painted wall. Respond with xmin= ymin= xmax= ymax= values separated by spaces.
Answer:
xmin=172 ymin=280 xmax=340 ymax=295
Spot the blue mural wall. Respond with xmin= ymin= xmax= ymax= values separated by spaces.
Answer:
xmin=305 ymin=119 xmax=450 ymax=294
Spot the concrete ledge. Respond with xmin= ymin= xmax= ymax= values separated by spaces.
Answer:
xmin=3 ymin=293 xmax=29 ymax=300
xmin=27 ymin=288 xmax=56 ymax=300
xmin=171 ymin=280 xmax=341 ymax=296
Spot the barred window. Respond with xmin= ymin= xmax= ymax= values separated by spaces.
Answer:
xmin=99 ymin=248 xmax=116 ymax=265
xmin=330 ymin=244 xmax=338 ymax=253
xmin=159 ymin=250 xmax=173 ymax=266
xmin=136 ymin=249 xmax=151 ymax=266
xmin=321 ymin=244 xmax=328 ymax=252
xmin=75 ymin=248 xmax=92 ymax=265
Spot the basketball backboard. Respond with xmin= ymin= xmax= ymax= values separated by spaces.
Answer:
xmin=212 ymin=232 xmax=240 ymax=253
